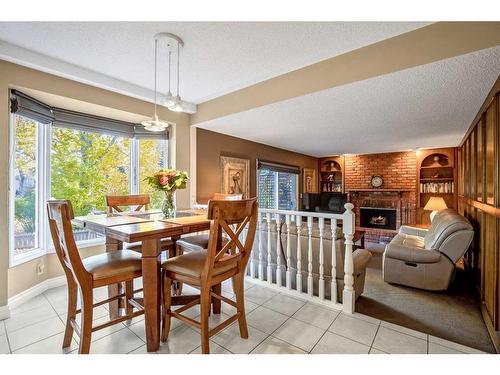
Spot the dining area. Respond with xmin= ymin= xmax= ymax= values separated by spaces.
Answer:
xmin=49 ymin=189 xmax=258 ymax=354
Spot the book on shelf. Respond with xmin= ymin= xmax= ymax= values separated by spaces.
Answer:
xmin=420 ymin=181 xmax=454 ymax=194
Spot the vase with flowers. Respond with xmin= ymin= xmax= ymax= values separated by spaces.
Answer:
xmin=144 ymin=168 xmax=189 ymax=218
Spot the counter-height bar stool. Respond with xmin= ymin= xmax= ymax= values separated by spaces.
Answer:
xmin=106 ymin=194 xmax=175 ymax=256
xmin=47 ymin=200 xmax=145 ymax=354
xmin=161 ymin=198 xmax=258 ymax=354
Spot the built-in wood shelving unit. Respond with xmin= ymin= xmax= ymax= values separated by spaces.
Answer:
xmin=318 ymin=156 xmax=344 ymax=193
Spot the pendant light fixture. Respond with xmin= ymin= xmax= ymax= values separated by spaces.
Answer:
xmin=142 ymin=37 xmax=172 ymax=132
xmin=155 ymin=32 xmax=197 ymax=115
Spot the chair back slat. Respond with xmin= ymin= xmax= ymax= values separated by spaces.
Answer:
xmin=106 ymin=194 xmax=150 ymax=213
xmin=47 ymin=200 xmax=91 ymax=286
xmin=203 ymin=198 xmax=258 ymax=280
xmin=212 ymin=193 xmax=243 ymax=201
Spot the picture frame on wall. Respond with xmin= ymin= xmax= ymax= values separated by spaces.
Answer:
xmin=303 ymin=167 xmax=317 ymax=193
xmin=220 ymin=156 xmax=250 ymax=198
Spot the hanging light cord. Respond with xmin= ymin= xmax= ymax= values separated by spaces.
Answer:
xmin=154 ymin=39 xmax=158 ymax=117
xmin=176 ymin=41 xmax=180 ymax=97
xmin=168 ymin=50 xmax=172 ymax=94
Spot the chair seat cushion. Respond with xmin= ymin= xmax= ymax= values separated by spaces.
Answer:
xmin=126 ymin=238 xmax=174 ymax=252
xmin=83 ymin=250 xmax=142 ymax=281
xmin=162 ymin=250 xmax=235 ymax=279
xmin=176 ymin=234 xmax=229 ymax=252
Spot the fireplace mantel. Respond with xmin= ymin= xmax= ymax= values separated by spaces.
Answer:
xmin=348 ymin=188 xmax=413 ymax=193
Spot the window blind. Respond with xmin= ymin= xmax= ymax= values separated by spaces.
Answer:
xmin=10 ymin=90 xmax=54 ymax=124
xmin=257 ymin=159 xmax=300 ymax=175
xmin=10 ymin=89 xmax=169 ymax=139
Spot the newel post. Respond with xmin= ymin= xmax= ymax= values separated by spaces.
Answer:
xmin=342 ymin=203 xmax=355 ymax=314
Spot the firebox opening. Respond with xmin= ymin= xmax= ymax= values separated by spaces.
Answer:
xmin=360 ymin=207 xmax=397 ymax=230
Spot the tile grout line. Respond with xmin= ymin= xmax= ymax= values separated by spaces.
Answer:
xmin=367 ymin=320 xmax=382 ymax=353
xmin=308 ymin=307 xmax=343 ymax=354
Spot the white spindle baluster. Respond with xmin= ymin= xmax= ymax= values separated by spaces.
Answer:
xmin=275 ymin=214 xmax=282 ymax=287
xmin=266 ymin=213 xmax=272 ymax=284
xmin=342 ymin=203 xmax=356 ymax=313
xmin=330 ymin=218 xmax=338 ymax=303
xmin=318 ymin=217 xmax=325 ymax=300
xmin=285 ymin=214 xmax=292 ymax=289
xmin=307 ymin=216 xmax=313 ymax=296
xmin=296 ymin=215 xmax=303 ymax=294
xmin=258 ymin=212 xmax=264 ymax=281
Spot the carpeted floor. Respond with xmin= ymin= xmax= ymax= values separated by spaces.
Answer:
xmin=355 ymin=244 xmax=495 ymax=353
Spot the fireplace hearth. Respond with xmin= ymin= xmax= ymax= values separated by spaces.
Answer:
xmin=360 ymin=207 xmax=397 ymax=231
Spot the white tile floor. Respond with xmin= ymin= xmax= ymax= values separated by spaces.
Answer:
xmin=0 ymin=279 xmax=487 ymax=354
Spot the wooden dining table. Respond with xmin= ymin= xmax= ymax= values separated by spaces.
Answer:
xmin=73 ymin=209 xmax=214 ymax=352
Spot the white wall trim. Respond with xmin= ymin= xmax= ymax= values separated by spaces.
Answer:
xmin=7 ymin=275 xmax=66 ymax=313
xmin=0 ymin=304 xmax=10 ymax=320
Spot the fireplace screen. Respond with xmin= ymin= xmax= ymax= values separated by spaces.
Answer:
xmin=360 ymin=207 xmax=397 ymax=230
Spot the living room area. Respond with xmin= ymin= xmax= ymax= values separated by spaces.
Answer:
xmin=1 ymin=8 xmax=500 ymax=365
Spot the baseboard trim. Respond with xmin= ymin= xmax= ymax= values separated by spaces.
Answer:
xmin=7 ymin=275 xmax=66 ymax=312
xmin=0 ymin=304 xmax=10 ymax=320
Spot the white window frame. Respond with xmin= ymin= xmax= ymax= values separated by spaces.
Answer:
xmin=8 ymin=114 xmax=170 ymax=267
xmin=257 ymin=167 xmax=299 ymax=211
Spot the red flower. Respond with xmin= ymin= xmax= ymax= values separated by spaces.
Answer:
xmin=159 ymin=176 xmax=169 ymax=186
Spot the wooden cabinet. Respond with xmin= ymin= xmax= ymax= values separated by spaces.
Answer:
xmin=416 ymin=147 xmax=458 ymax=224
xmin=318 ymin=156 xmax=344 ymax=193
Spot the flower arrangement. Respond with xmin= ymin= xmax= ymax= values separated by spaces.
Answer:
xmin=145 ymin=169 xmax=189 ymax=192
xmin=144 ymin=169 xmax=189 ymax=217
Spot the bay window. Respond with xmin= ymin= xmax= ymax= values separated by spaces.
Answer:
xmin=9 ymin=90 xmax=169 ymax=266
xmin=257 ymin=160 xmax=299 ymax=211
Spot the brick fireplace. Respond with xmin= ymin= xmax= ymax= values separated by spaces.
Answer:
xmin=344 ymin=152 xmax=418 ymax=243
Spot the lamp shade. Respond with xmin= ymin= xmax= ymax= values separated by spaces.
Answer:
xmin=424 ymin=196 xmax=448 ymax=212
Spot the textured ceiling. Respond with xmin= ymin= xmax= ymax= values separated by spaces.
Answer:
xmin=196 ymin=46 xmax=500 ymax=157
xmin=0 ymin=22 xmax=430 ymax=103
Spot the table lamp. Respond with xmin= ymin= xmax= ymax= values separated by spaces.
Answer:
xmin=424 ymin=196 xmax=448 ymax=222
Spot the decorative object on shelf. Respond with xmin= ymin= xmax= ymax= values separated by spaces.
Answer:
xmin=370 ymin=175 xmax=383 ymax=188
xmin=302 ymin=168 xmax=317 ymax=193
xmin=424 ymin=196 xmax=448 ymax=222
xmin=220 ymin=156 xmax=250 ymax=198
xmin=145 ymin=168 xmax=189 ymax=217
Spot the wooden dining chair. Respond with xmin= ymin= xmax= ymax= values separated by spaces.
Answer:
xmin=106 ymin=194 xmax=175 ymax=256
xmin=212 ymin=193 xmax=243 ymax=200
xmin=175 ymin=193 xmax=243 ymax=253
xmin=47 ymin=200 xmax=144 ymax=354
xmin=161 ymin=198 xmax=258 ymax=354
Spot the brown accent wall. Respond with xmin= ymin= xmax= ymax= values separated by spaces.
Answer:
xmin=196 ymin=128 xmax=318 ymax=203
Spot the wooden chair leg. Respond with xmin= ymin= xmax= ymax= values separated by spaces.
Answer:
xmin=63 ymin=278 xmax=78 ymax=348
xmin=161 ymin=272 xmax=172 ymax=342
xmin=200 ymin=286 xmax=211 ymax=354
xmin=78 ymin=290 xmax=94 ymax=354
xmin=174 ymin=245 xmax=184 ymax=296
xmin=125 ymin=280 xmax=134 ymax=319
xmin=232 ymin=274 xmax=248 ymax=339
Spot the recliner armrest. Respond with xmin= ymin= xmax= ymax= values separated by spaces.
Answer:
xmin=399 ymin=225 xmax=428 ymax=238
xmin=385 ymin=241 xmax=441 ymax=263
xmin=353 ymin=249 xmax=372 ymax=275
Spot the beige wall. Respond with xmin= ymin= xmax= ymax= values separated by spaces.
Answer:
xmin=0 ymin=60 xmax=192 ymax=306
xmin=196 ymin=127 xmax=318 ymax=203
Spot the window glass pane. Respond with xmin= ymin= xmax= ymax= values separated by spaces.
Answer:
xmin=278 ymin=172 xmax=298 ymax=210
xmin=13 ymin=115 xmax=38 ymax=254
xmin=51 ymin=128 xmax=131 ymax=241
xmin=139 ymin=139 xmax=167 ymax=208
xmin=258 ymin=169 xmax=276 ymax=209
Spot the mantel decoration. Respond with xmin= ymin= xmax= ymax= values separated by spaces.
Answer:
xmin=145 ymin=168 xmax=189 ymax=217
xmin=220 ymin=156 xmax=250 ymax=198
